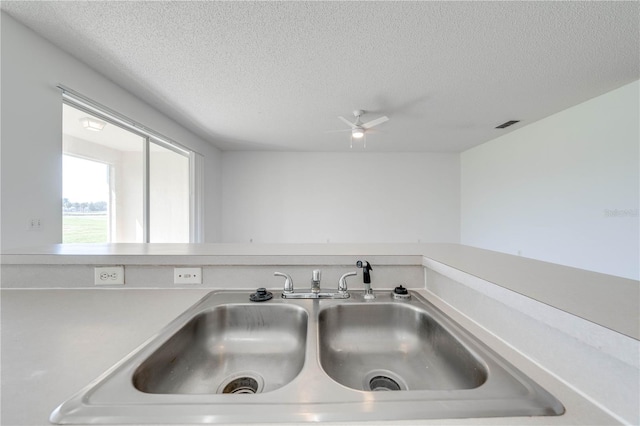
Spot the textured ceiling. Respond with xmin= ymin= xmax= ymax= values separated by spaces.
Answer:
xmin=2 ymin=1 xmax=638 ymax=152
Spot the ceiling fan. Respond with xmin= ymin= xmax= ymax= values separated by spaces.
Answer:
xmin=333 ymin=110 xmax=389 ymax=147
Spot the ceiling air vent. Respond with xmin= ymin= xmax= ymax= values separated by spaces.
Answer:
xmin=495 ymin=120 xmax=520 ymax=129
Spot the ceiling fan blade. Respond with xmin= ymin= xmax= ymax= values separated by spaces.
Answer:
xmin=324 ymin=128 xmax=352 ymax=133
xmin=361 ymin=115 xmax=389 ymax=129
xmin=338 ymin=116 xmax=356 ymax=128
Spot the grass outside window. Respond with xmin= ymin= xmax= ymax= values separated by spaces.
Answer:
xmin=63 ymin=215 xmax=108 ymax=243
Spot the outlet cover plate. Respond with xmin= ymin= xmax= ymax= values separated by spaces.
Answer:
xmin=174 ymin=267 xmax=202 ymax=284
xmin=94 ymin=266 xmax=125 ymax=285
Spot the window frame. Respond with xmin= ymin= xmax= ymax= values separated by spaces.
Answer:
xmin=60 ymin=85 xmax=203 ymax=243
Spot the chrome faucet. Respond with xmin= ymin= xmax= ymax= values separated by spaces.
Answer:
xmin=275 ymin=269 xmax=354 ymax=299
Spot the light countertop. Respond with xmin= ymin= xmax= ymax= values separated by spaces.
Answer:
xmin=0 ymin=288 xmax=624 ymax=425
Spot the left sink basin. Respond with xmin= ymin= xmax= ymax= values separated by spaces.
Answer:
xmin=50 ymin=291 xmax=311 ymax=425
xmin=133 ymin=304 xmax=308 ymax=394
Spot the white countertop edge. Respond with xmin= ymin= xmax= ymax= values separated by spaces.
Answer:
xmin=422 ymin=257 xmax=639 ymax=342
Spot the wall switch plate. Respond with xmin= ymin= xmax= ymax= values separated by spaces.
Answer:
xmin=94 ymin=266 xmax=125 ymax=285
xmin=174 ymin=267 xmax=202 ymax=284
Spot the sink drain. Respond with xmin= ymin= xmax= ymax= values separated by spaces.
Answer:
xmin=369 ymin=375 xmax=401 ymax=391
xmin=217 ymin=372 xmax=264 ymax=394
xmin=363 ymin=370 xmax=408 ymax=392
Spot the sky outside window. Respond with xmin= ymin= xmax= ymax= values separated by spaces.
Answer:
xmin=63 ymin=155 xmax=109 ymax=204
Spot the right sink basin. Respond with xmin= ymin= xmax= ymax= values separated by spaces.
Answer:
xmin=319 ymin=303 xmax=487 ymax=392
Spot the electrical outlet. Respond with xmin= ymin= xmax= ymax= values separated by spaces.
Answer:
xmin=27 ymin=218 xmax=42 ymax=231
xmin=174 ymin=267 xmax=202 ymax=284
xmin=94 ymin=266 xmax=125 ymax=285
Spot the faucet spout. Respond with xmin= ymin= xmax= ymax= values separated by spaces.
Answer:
xmin=311 ymin=269 xmax=321 ymax=293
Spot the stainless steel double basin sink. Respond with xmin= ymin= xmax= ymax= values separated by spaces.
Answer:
xmin=51 ymin=290 xmax=564 ymax=424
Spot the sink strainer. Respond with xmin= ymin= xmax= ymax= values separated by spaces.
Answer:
xmin=369 ymin=375 xmax=401 ymax=391
xmin=363 ymin=370 xmax=408 ymax=392
xmin=217 ymin=372 xmax=264 ymax=394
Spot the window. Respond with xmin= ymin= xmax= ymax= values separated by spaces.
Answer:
xmin=149 ymin=142 xmax=190 ymax=242
xmin=61 ymin=88 xmax=202 ymax=243
xmin=62 ymin=155 xmax=111 ymax=242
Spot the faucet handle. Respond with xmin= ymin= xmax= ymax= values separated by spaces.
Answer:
xmin=338 ymin=271 xmax=357 ymax=293
xmin=312 ymin=269 xmax=321 ymax=282
xmin=274 ymin=272 xmax=294 ymax=294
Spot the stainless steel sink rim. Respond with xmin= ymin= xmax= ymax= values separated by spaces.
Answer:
xmin=50 ymin=290 xmax=565 ymax=424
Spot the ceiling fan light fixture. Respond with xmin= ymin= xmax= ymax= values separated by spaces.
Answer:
xmin=352 ymin=128 xmax=365 ymax=139
xmin=80 ymin=117 xmax=106 ymax=132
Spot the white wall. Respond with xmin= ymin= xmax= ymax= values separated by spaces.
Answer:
xmin=0 ymin=12 xmax=223 ymax=249
xmin=222 ymin=152 xmax=460 ymax=243
xmin=461 ymin=80 xmax=639 ymax=280
xmin=4 ymin=9 xmax=636 ymax=277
